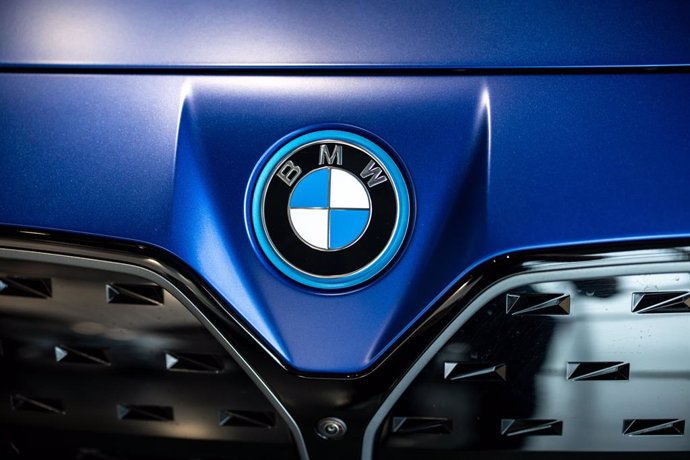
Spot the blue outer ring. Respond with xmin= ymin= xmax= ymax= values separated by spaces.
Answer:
xmin=251 ymin=130 xmax=410 ymax=290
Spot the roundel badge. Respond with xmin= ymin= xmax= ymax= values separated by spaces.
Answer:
xmin=251 ymin=130 xmax=410 ymax=289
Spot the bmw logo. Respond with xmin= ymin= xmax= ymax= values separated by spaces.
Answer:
xmin=250 ymin=130 xmax=410 ymax=289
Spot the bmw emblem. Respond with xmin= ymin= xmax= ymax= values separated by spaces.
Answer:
xmin=250 ymin=130 xmax=411 ymax=289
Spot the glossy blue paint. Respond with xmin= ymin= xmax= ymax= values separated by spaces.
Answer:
xmin=251 ymin=129 xmax=410 ymax=290
xmin=1 ymin=0 xmax=689 ymax=69
xmin=2 ymin=73 xmax=690 ymax=373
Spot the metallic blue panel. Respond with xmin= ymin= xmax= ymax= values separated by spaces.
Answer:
xmin=0 ymin=74 xmax=183 ymax=240
xmin=0 ymin=1 xmax=689 ymax=69
xmin=1 ymin=73 xmax=690 ymax=373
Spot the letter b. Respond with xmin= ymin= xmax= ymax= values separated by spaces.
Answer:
xmin=277 ymin=160 xmax=302 ymax=186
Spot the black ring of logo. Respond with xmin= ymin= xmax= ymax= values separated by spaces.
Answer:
xmin=262 ymin=140 xmax=399 ymax=278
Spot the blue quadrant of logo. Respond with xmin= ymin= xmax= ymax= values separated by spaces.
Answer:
xmin=329 ymin=209 xmax=369 ymax=249
xmin=289 ymin=168 xmax=329 ymax=208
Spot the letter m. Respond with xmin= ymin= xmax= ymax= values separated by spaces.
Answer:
xmin=319 ymin=144 xmax=343 ymax=165
xmin=360 ymin=160 xmax=388 ymax=187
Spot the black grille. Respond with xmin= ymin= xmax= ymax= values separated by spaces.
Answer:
xmin=0 ymin=258 xmax=296 ymax=459
xmin=379 ymin=274 xmax=690 ymax=458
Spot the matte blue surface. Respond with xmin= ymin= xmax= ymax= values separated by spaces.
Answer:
xmin=289 ymin=169 xmax=329 ymax=209
xmin=329 ymin=210 xmax=369 ymax=250
xmin=0 ymin=1 xmax=689 ymax=69
xmin=2 ymin=73 xmax=690 ymax=373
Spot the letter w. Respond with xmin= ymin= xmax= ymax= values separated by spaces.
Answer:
xmin=360 ymin=160 xmax=388 ymax=187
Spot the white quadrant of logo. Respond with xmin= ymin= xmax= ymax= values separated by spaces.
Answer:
xmin=288 ymin=168 xmax=371 ymax=251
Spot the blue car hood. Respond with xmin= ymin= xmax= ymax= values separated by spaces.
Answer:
xmin=0 ymin=0 xmax=689 ymax=69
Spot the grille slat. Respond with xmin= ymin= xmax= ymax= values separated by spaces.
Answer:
xmin=10 ymin=395 xmax=65 ymax=415
xmin=392 ymin=417 xmax=452 ymax=435
xmin=117 ymin=404 xmax=174 ymax=422
xmin=623 ymin=419 xmax=685 ymax=436
xmin=0 ymin=277 xmax=51 ymax=298
xmin=105 ymin=283 xmax=164 ymax=305
xmin=566 ymin=362 xmax=630 ymax=381
xmin=54 ymin=345 xmax=110 ymax=366
xmin=219 ymin=409 xmax=276 ymax=428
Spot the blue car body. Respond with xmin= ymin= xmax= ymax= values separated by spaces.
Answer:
xmin=1 ymin=5 xmax=690 ymax=459
xmin=1 ymin=1 xmax=689 ymax=374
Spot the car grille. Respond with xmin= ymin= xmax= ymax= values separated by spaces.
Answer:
xmin=377 ymin=273 xmax=689 ymax=458
xmin=0 ymin=257 xmax=297 ymax=459
xmin=1 ymin=237 xmax=689 ymax=460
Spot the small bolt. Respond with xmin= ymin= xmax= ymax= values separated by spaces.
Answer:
xmin=316 ymin=417 xmax=347 ymax=440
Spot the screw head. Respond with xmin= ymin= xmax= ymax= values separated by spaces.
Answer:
xmin=316 ymin=417 xmax=347 ymax=440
